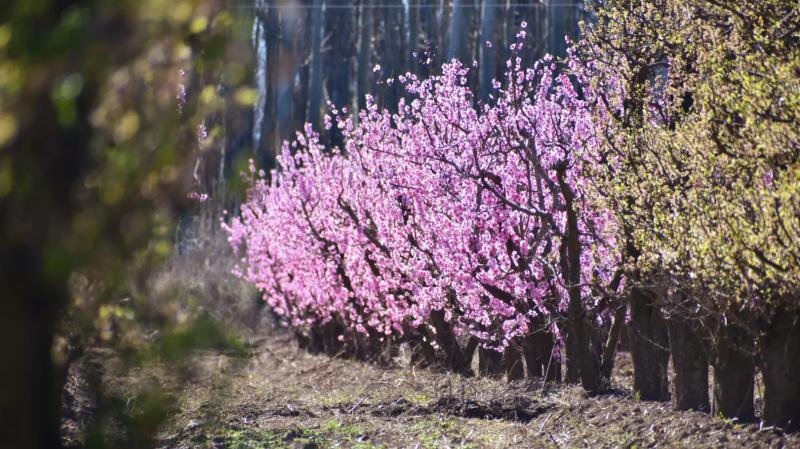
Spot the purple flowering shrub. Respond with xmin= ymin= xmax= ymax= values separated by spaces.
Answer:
xmin=225 ymin=35 xmax=622 ymax=371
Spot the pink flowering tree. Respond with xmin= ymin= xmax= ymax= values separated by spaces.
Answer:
xmin=390 ymin=39 xmax=622 ymax=388
xmin=226 ymin=30 xmax=624 ymax=390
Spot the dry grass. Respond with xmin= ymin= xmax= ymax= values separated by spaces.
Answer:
xmin=62 ymin=211 xmax=798 ymax=448
xmin=63 ymin=328 xmax=800 ymax=449
xmin=148 ymin=211 xmax=264 ymax=332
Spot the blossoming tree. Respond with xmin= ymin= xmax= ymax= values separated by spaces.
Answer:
xmin=227 ymin=28 xmax=624 ymax=392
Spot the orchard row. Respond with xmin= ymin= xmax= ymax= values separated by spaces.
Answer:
xmin=227 ymin=1 xmax=800 ymax=431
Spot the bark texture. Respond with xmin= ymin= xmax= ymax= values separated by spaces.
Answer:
xmin=523 ymin=329 xmax=560 ymax=382
xmin=502 ymin=343 xmax=525 ymax=381
xmin=762 ymin=310 xmax=800 ymax=430
xmin=667 ymin=315 xmax=709 ymax=412
xmin=711 ymin=323 xmax=755 ymax=421
xmin=479 ymin=346 xmax=504 ymax=377
xmin=429 ymin=309 xmax=473 ymax=376
xmin=601 ymin=304 xmax=627 ymax=381
xmin=627 ymin=287 xmax=670 ymax=401
xmin=0 ymin=290 xmax=61 ymax=449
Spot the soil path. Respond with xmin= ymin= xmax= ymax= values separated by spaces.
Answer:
xmin=63 ymin=329 xmax=799 ymax=449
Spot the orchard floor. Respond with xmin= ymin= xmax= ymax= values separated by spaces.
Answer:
xmin=62 ymin=329 xmax=800 ymax=449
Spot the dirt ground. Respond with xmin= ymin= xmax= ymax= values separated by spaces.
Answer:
xmin=62 ymin=328 xmax=800 ymax=449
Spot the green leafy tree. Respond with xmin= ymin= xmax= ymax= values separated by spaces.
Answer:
xmin=0 ymin=1 xmax=241 ymax=447
xmin=580 ymin=0 xmax=800 ymax=428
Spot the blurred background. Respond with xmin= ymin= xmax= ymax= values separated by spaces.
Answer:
xmin=242 ymin=0 xmax=585 ymax=172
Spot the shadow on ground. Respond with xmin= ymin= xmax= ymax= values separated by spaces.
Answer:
xmin=63 ymin=330 xmax=799 ymax=449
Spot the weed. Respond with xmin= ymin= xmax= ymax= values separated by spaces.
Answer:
xmin=218 ymin=420 xmax=383 ymax=449
xmin=321 ymin=419 xmax=366 ymax=438
xmin=320 ymin=393 xmax=356 ymax=407
xmin=405 ymin=392 xmax=432 ymax=406
xmin=410 ymin=416 xmax=478 ymax=449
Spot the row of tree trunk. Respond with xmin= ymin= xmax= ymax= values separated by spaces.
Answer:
xmin=626 ymin=289 xmax=800 ymax=431
xmin=244 ymin=0 xmax=800 ymax=434
xmin=292 ymin=287 xmax=800 ymax=431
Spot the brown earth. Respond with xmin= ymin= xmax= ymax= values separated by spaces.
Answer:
xmin=62 ymin=329 xmax=800 ymax=449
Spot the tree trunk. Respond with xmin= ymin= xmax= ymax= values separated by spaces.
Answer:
xmin=531 ymin=0 xmax=547 ymax=60
xmin=464 ymin=336 xmax=479 ymax=368
xmin=503 ymin=0 xmax=514 ymax=60
xmin=329 ymin=321 xmax=346 ymax=357
xmin=557 ymin=167 xmax=602 ymax=393
xmin=712 ymin=322 xmax=755 ymax=421
xmin=517 ymin=0 xmax=536 ymax=66
xmin=478 ymin=0 xmax=497 ymax=103
xmin=570 ymin=317 xmax=603 ymax=393
xmin=502 ymin=343 xmax=525 ymax=381
xmin=447 ymin=0 xmax=466 ymax=62
xmin=294 ymin=1 xmax=311 ymax=133
xmin=600 ymin=303 xmax=627 ymax=381
xmin=429 ymin=309 xmax=473 ymax=376
xmin=523 ymin=328 xmax=560 ymax=381
xmin=262 ymin=4 xmax=280 ymax=165
xmin=306 ymin=0 xmax=324 ymax=129
xmin=761 ymin=309 xmax=800 ymax=430
xmin=667 ymin=315 xmax=709 ymax=412
xmin=523 ymin=332 xmax=542 ymax=378
xmin=547 ymin=0 xmax=577 ymax=57
xmin=0 ymin=287 xmax=63 ymax=449
xmin=380 ymin=3 xmax=402 ymax=112
xmin=377 ymin=338 xmax=400 ymax=367
xmin=627 ymin=287 xmax=670 ymax=401
xmin=276 ymin=6 xmax=298 ymax=147
xmin=307 ymin=325 xmax=326 ymax=354
xmin=295 ymin=330 xmax=311 ymax=350
xmin=479 ymin=346 xmax=504 ymax=377
xmin=356 ymin=0 xmax=372 ymax=114
xmin=408 ymin=331 xmax=437 ymax=368
xmin=563 ymin=327 xmax=581 ymax=384
xmin=324 ymin=0 xmax=352 ymax=149
xmin=421 ymin=0 xmax=441 ymax=67
xmin=252 ymin=3 xmax=268 ymax=155
xmin=406 ymin=0 xmax=420 ymax=72
xmin=547 ymin=0 xmax=566 ymax=56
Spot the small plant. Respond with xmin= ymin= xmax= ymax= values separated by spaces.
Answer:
xmin=405 ymin=393 xmax=432 ymax=406
xmin=616 ymin=431 xmax=637 ymax=449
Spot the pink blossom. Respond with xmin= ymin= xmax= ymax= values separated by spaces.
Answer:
xmin=188 ymin=191 xmax=209 ymax=202
xmin=224 ymin=45 xmax=622 ymax=351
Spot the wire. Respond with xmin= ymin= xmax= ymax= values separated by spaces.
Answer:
xmin=234 ymin=2 xmax=585 ymax=9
